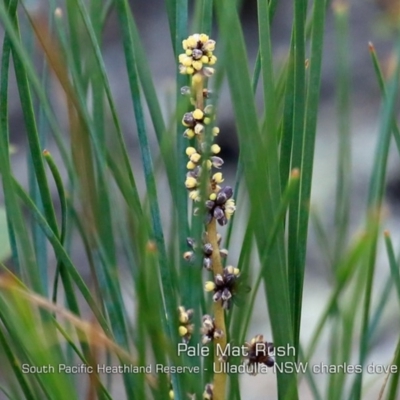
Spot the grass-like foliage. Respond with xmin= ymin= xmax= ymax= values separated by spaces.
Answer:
xmin=0 ymin=0 xmax=399 ymax=399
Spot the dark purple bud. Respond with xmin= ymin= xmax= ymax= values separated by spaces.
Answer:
xmin=183 ymin=112 xmax=195 ymax=126
xmin=203 ymin=243 xmax=213 ymax=256
xmin=216 ymin=191 xmax=227 ymax=205
xmin=211 ymin=156 xmax=224 ymax=168
xmin=192 ymin=49 xmax=203 ymax=60
xmin=205 ymin=213 xmax=213 ymax=225
xmin=217 ymin=216 xmax=228 ymax=226
xmin=221 ymin=186 xmax=233 ymax=199
xmin=213 ymin=206 xmax=224 ymax=220
xmin=192 ymin=166 xmax=202 ymax=178
xmin=213 ymin=291 xmax=222 ymax=302
xmin=224 ymin=273 xmax=236 ymax=286
xmin=205 ymin=200 xmax=215 ymax=210
xmin=221 ymin=288 xmax=232 ymax=301
xmin=265 ymin=357 xmax=275 ymax=367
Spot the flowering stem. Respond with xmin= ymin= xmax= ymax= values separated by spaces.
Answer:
xmin=179 ymin=34 xmax=232 ymax=399
xmin=193 ymin=70 xmax=227 ymax=400
xmin=208 ymin=219 xmax=227 ymax=400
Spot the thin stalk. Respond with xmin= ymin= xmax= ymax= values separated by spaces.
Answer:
xmin=208 ymin=219 xmax=227 ymax=400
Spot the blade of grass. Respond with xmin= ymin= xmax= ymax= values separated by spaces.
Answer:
xmin=290 ymin=0 xmax=327 ymax=352
xmin=215 ymin=1 xmax=298 ymax=397
xmin=386 ymin=334 xmax=400 ymax=400
xmin=369 ymin=42 xmax=400 ymax=155
xmin=113 ymin=1 xmax=184 ymax=397
xmin=11 ymin=178 xmax=111 ymax=336
xmin=383 ymin=231 xmax=400 ymax=303
xmin=351 ymin=36 xmax=400 ymax=397
xmin=193 ymin=0 xmax=213 ymax=34
xmin=333 ymin=1 xmax=351 ymax=266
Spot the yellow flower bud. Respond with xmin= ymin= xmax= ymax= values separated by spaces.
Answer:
xmin=186 ymin=146 xmax=197 ymax=156
xmin=211 ymin=144 xmax=221 ymax=154
xmin=179 ymin=326 xmax=188 ymax=336
xmin=212 ymin=172 xmax=224 ymax=183
xmin=199 ymin=33 xmax=209 ymax=43
xmin=182 ymin=39 xmax=188 ymax=50
xmin=187 ymin=161 xmax=196 ymax=170
xmin=193 ymin=109 xmax=204 ymax=120
xmin=179 ymin=313 xmax=188 ymax=324
xmin=209 ymin=193 xmax=217 ymax=201
xmin=187 ymin=36 xmax=197 ymax=48
xmin=190 ymin=153 xmax=201 ymax=163
xmin=205 ymin=281 xmax=216 ymax=292
xmin=225 ymin=199 xmax=236 ymax=218
xmin=184 ymin=129 xmax=195 ymax=139
xmin=185 ymin=177 xmax=197 ymax=189
xmin=186 ymin=49 xmax=192 ymax=56
xmin=169 ymin=389 xmax=175 ymax=399
xmin=189 ymin=190 xmax=200 ymax=201
xmin=178 ymin=53 xmax=186 ymax=63
xmin=192 ymin=61 xmax=203 ymax=71
xmin=206 ymin=160 xmax=212 ymax=170
xmin=201 ymin=55 xmax=209 ymax=64
xmin=203 ymin=117 xmax=211 ymax=125
xmin=186 ymin=67 xmax=194 ymax=74
xmin=209 ymin=55 xmax=217 ymax=65
xmin=212 ymin=127 xmax=220 ymax=136
xmin=226 ymin=266 xmax=239 ymax=275
xmin=182 ymin=57 xmax=193 ymax=67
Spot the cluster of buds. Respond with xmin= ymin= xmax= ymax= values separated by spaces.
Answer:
xmin=179 ymin=33 xmax=216 ymax=77
xmin=183 ymin=235 xmax=228 ymax=270
xmin=178 ymin=306 xmax=194 ymax=343
xmin=182 ymin=106 xmax=218 ymax=139
xmin=204 ymin=266 xmax=247 ymax=310
xmin=179 ymin=34 xmax=234 ymax=223
xmin=205 ymin=186 xmax=235 ymax=226
xmin=201 ymin=315 xmax=224 ymax=344
xmin=243 ymin=334 xmax=275 ymax=375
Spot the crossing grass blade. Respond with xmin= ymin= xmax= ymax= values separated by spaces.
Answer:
xmin=351 ymin=35 xmax=400 ymax=398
